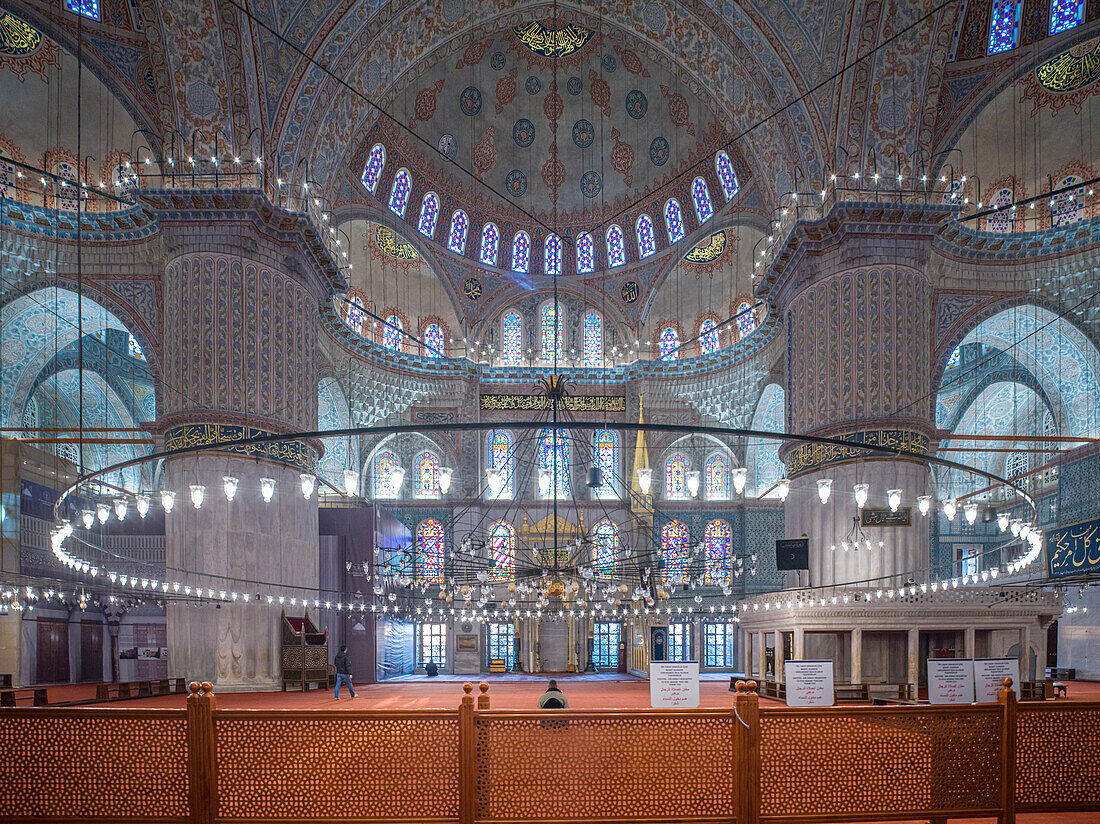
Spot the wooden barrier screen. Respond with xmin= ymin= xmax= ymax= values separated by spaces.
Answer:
xmin=0 ymin=680 xmax=1098 ymax=824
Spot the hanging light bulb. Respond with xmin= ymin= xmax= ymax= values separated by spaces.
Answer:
xmin=964 ymin=502 xmax=978 ymax=525
xmin=1010 ymin=518 xmax=1022 ymax=537
xmin=343 ymin=468 xmax=360 ymax=496
xmin=189 ymin=484 xmax=205 ymax=509
xmin=776 ymin=477 xmax=790 ymax=501
xmin=732 ymin=467 xmax=748 ymax=495
xmin=160 ymin=490 xmax=176 ymax=513
xmin=438 ymin=467 xmax=453 ymax=494
xmin=487 ymin=467 xmax=503 ymax=496
xmin=996 ymin=512 xmax=1010 ymax=533
xmin=538 ymin=468 xmax=552 ymax=497
xmin=686 ymin=470 xmax=701 ymax=497
xmin=1020 ymin=522 xmax=1033 ymax=541
xmin=853 ymin=483 xmax=869 ymax=509
xmin=222 ymin=476 xmax=239 ymax=502
xmin=817 ymin=478 xmax=832 ymax=504
xmin=135 ymin=495 xmax=150 ymax=518
xmin=96 ymin=503 xmax=111 ymax=524
xmin=300 ymin=473 xmax=316 ymax=499
xmin=942 ymin=498 xmax=957 ymax=521
xmin=918 ymin=495 xmax=931 ymax=516
xmin=390 ymin=465 xmax=405 ymax=492
xmin=886 ymin=488 xmax=902 ymax=513
xmin=260 ymin=477 xmax=276 ymax=503
xmin=637 ymin=467 xmax=653 ymax=495
xmin=81 ymin=510 xmax=95 ymax=529
xmin=114 ymin=498 xmax=128 ymax=521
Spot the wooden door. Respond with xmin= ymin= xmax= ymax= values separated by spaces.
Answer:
xmin=36 ymin=618 xmax=70 ymax=684
xmin=80 ymin=621 xmax=103 ymax=682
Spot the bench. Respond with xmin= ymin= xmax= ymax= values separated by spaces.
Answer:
xmin=94 ymin=678 xmax=186 ymax=701
xmin=1046 ymin=667 xmax=1076 ymax=680
xmin=872 ymin=695 xmax=924 ymax=706
xmin=1021 ymin=679 xmax=1054 ymax=700
xmin=0 ymin=687 xmax=48 ymax=707
xmin=834 ymin=683 xmax=871 ymax=703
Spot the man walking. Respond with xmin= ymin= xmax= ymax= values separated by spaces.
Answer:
xmin=334 ymin=645 xmax=356 ymax=699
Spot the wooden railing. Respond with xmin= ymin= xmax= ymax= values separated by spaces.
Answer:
xmin=0 ymin=679 xmax=1097 ymax=824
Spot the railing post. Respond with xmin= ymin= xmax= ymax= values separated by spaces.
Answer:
xmin=478 ymin=681 xmax=490 ymax=710
xmin=459 ymin=683 xmax=475 ymax=824
xmin=186 ymin=681 xmax=218 ymax=824
xmin=999 ymin=677 xmax=1018 ymax=824
xmin=735 ymin=679 xmax=761 ymax=824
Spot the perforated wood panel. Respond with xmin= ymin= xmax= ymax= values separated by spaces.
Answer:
xmin=760 ymin=707 xmax=1001 ymax=817
xmin=474 ymin=710 xmax=736 ymax=820
xmin=0 ymin=709 xmax=189 ymax=819
xmin=215 ymin=712 xmax=460 ymax=819
xmin=1016 ymin=703 xmax=1100 ymax=809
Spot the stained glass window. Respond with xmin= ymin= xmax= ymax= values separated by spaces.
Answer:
xmin=480 ymin=223 xmax=499 ymax=265
xmin=664 ymin=199 xmax=685 ymax=244
xmin=346 ymin=295 xmax=366 ymax=335
xmin=946 ymin=346 xmax=960 ymax=370
xmin=636 ymin=214 xmax=656 ymax=258
xmin=128 ymin=334 xmax=145 ymax=360
xmin=416 ymin=519 xmax=445 ymax=584
xmin=1050 ymin=0 xmax=1084 ymax=32
xmin=576 ymin=233 xmax=594 ymax=273
xmin=415 ymin=451 xmax=441 ymax=498
xmin=489 ymin=430 xmax=514 ymax=497
xmin=661 ymin=520 xmax=689 ymax=584
xmin=511 ymin=232 xmax=530 ymax=273
xmin=716 ymin=152 xmax=739 ymax=201
xmin=487 ymin=623 xmax=514 ymax=668
xmin=65 ymin=0 xmax=99 ymax=19
xmin=665 ymin=453 xmax=689 ymax=499
xmin=502 ymin=311 xmax=522 ymax=364
xmin=705 ymin=454 xmax=730 ymax=500
xmin=541 ymin=302 xmax=563 ymax=361
xmin=987 ymin=188 xmax=1014 ymax=233
xmin=693 ymin=177 xmax=714 ymax=223
xmin=592 ymin=519 xmax=618 ymax=577
xmin=736 ymin=301 xmax=756 ymax=339
xmin=388 ymin=168 xmax=411 ymax=217
xmin=488 ymin=522 xmax=515 ymax=582
xmin=373 ymin=449 xmax=400 ymax=499
xmin=545 ymin=234 xmax=561 ymax=276
xmin=593 ymin=429 xmax=617 ymax=497
xmin=699 ymin=319 xmax=719 ymax=355
xmin=988 ymin=0 xmax=1021 ymax=54
xmin=361 ymin=144 xmax=386 ymax=193
xmin=423 ymin=323 xmax=445 ymax=357
xmin=449 ymin=210 xmax=468 ymax=253
xmin=583 ymin=311 xmax=602 ymax=367
xmin=383 ymin=314 xmax=403 ymax=351
xmin=418 ymin=192 xmax=439 ymax=237
xmin=1051 ymin=176 xmax=1083 ymax=225
xmin=659 ymin=327 xmax=679 ymax=360
xmin=606 ymin=225 xmax=625 ymax=267
xmin=537 ymin=428 xmax=570 ymax=498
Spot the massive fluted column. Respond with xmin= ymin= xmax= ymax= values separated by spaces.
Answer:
xmin=149 ymin=192 xmax=341 ymax=689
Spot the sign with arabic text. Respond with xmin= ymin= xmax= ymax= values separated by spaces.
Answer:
xmin=785 ymin=429 xmax=928 ymax=476
xmin=928 ymin=659 xmax=974 ymax=705
xmin=650 ymin=660 xmax=699 ymax=708
xmin=784 ymin=660 xmax=834 ymax=707
xmin=164 ymin=423 xmax=315 ymax=474
xmin=1046 ymin=516 xmax=1100 ymax=578
xmin=861 ymin=507 xmax=912 ymax=527
xmin=480 ymin=393 xmax=625 ymax=412
xmin=513 ymin=22 xmax=594 ymax=58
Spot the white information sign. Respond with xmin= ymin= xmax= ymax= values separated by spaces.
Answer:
xmin=927 ymin=659 xmax=975 ymax=704
xmin=974 ymin=658 xmax=1021 ymax=702
xmin=650 ymin=660 xmax=700 ymax=708
xmin=783 ymin=660 xmax=835 ymax=707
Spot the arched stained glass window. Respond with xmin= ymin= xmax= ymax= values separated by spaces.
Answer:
xmin=388 ymin=168 xmax=411 ymax=217
xmin=416 ymin=519 xmax=445 ymax=584
xmin=423 ymin=323 xmax=445 ymax=357
xmin=1051 ymin=176 xmax=1083 ymax=226
xmin=705 ymin=454 xmax=730 ymax=500
xmin=664 ymin=200 xmax=685 ymax=244
xmin=659 ymin=327 xmax=679 ymax=361
xmin=704 ymin=520 xmax=731 ymax=585
xmin=361 ymin=144 xmax=386 ymax=193
xmin=699 ymin=319 xmax=719 ymax=355
xmin=988 ymin=0 xmax=1022 ymax=53
xmin=661 ymin=520 xmax=689 ymax=585
xmin=502 ymin=311 xmax=522 ymax=364
xmin=987 ymin=188 xmax=1015 ymax=233
xmin=346 ymin=295 xmax=366 ymax=335
xmin=576 ymin=233 xmax=594 ymax=273
xmin=583 ymin=311 xmax=602 ymax=368
xmin=383 ymin=314 xmax=403 ymax=351
xmin=716 ymin=152 xmax=739 ymax=201
xmin=512 ymin=232 xmax=530 ymax=273
xmin=593 ymin=519 xmax=619 ymax=577
xmin=665 ymin=453 xmax=690 ymax=499
xmin=415 ymin=451 xmax=441 ymax=498
xmin=593 ymin=429 xmax=617 ymax=497
xmin=636 ymin=214 xmax=656 ymax=258
xmin=693 ymin=177 xmax=713 ymax=223
xmin=128 ymin=334 xmax=145 ymax=360
xmin=54 ymin=162 xmax=79 ymax=211
xmin=537 ymin=428 xmax=570 ymax=498
xmin=488 ymin=522 xmax=515 ymax=581
xmin=541 ymin=302 xmax=564 ymax=361
xmin=1051 ymin=0 xmax=1084 ymax=32
xmin=373 ymin=449 xmax=401 ymax=499
xmin=489 ymin=430 xmax=514 ymax=497
xmin=66 ymin=0 xmax=100 ymax=19
xmin=946 ymin=346 xmax=961 ymax=370
xmin=606 ymin=225 xmax=625 ymax=267
xmin=545 ymin=234 xmax=561 ymax=276
xmin=418 ymin=192 xmax=439 ymax=237
xmin=449 ymin=211 xmax=468 ymax=253
xmin=480 ymin=223 xmax=499 ymax=266
xmin=736 ymin=302 xmax=756 ymax=339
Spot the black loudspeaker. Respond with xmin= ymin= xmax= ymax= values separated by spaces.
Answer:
xmin=775 ymin=538 xmax=809 ymax=570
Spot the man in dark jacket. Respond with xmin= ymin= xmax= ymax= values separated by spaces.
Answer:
xmin=334 ymin=645 xmax=356 ymax=699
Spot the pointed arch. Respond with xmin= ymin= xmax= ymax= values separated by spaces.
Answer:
xmin=540 ymin=302 xmax=564 ymax=361
xmin=664 ymin=199 xmax=685 ymax=244
xmin=423 ymin=323 xmax=446 ymax=357
xmin=661 ymin=520 xmax=689 ymax=584
xmin=636 ymin=214 xmax=656 ymax=258
xmin=361 ymin=143 xmax=386 ymax=193
xmin=606 ymin=225 xmax=625 ymax=267
xmin=537 ymin=428 xmax=570 ymax=498
xmin=705 ymin=453 xmax=730 ymax=500
xmin=488 ymin=429 xmax=515 ymax=498
xmin=704 ymin=520 xmax=731 ymax=585
xmin=418 ymin=192 xmax=440 ymax=237
xmin=692 ymin=177 xmax=713 ymax=223
xmin=592 ymin=519 xmax=619 ymax=577
xmin=372 ymin=449 xmax=401 ymax=499
xmin=511 ymin=232 xmax=530 ymax=273
xmin=502 ymin=311 xmax=523 ymax=365
xmin=416 ymin=519 xmax=445 ymax=584
xmin=659 ymin=327 xmax=679 ymax=360
xmin=576 ymin=233 xmax=594 ymax=273
xmin=545 ymin=234 xmax=561 ymax=276
xmin=480 ymin=223 xmax=499 ymax=266
xmin=388 ymin=168 xmax=411 ymax=217
xmin=699 ymin=318 xmax=720 ymax=355
xmin=488 ymin=522 xmax=515 ymax=581
xmin=583 ymin=311 xmax=602 ymax=367
xmin=665 ymin=453 xmax=690 ymax=499
xmin=448 ymin=210 xmax=468 ymax=253
xmin=593 ymin=429 xmax=618 ymax=498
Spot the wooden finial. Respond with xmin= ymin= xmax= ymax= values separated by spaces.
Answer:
xmin=746 ymin=680 xmax=758 ymax=694
xmin=188 ymin=681 xmax=201 ymax=696
xmin=735 ymin=680 xmax=747 ymax=693
xmin=463 ymin=682 xmax=473 ymax=695
xmin=1002 ymin=677 xmax=1013 ymax=688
